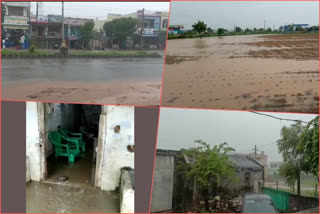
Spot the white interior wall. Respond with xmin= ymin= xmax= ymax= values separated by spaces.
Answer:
xmin=100 ymin=106 xmax=135 ymax=191
xmin=26 ymin=102 xmax=42 ymax=181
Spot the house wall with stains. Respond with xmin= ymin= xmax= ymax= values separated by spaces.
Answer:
xmin=44 ymin=103 xmax=82 ymax=157
xmin=151 ymin=153 xmax=176 ymax=212
xmin=100 ymin=106 xmax=134 ymax=191
xmin=26 ymin=102 xmax=42 ymax=181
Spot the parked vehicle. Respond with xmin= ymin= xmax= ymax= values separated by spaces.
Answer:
xmin=241 ymin=194 xmax=278 ymax=213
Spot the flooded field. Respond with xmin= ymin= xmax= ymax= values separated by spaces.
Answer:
xmin=162 ymin=33 xmax=319 ymax=113
xmin=2 ymin=58 xmax=163 ymax=105
xmin=26 ymin=181 xmax=119 ymax=213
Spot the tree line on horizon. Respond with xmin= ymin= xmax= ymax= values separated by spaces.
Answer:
xmin=169 ymin=20 xmax=319 ymax=39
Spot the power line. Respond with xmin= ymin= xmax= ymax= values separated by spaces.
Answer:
xmin=250 ymin=111 xmax=309 ymax=124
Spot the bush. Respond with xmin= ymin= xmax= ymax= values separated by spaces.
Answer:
xmin=28 ymin=45 xmax=36 ymax=54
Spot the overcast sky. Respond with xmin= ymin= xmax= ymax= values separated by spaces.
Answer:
xmin=170 ymin=1 xmax=319 ymax=30
xmin=157 ymin=108 xmax=317 ymax=163
xmin=30 ymin=2 xmax=169 ymax=20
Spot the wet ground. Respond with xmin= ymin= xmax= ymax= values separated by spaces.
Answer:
xmin=162 ymin=33 xmax=319 ymax=113
xmin=26 ymin=181 xmax=119 ymax=213
xmin=2 ymin=58 xmax=163 ymax=105
xmin=46 ymin=151 xmax=94 ymax=188
xmin=26 ymin=149 xmax=120 ymax=213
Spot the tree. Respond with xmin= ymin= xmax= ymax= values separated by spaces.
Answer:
xmin=80 ymin=20 xmax=95 ymax=48
xmin=297 ymin=116 xmax=319 ymax=180
xmin=217 ymin=28 xmax=225 ymax=36
xmin=177 ymin=140 xmax=237 ymax=211
xmin=235 ymin=26 xmax=242 ymax=32
xmin=103 ymin=17 xmax=138 ymax=49
xmin=279 ymin=26 xmax=284 ymax=32
xmin=207 ymin=27 xmax=214 ymax=33
xmin=192 ymin=21 xmax=207 ymax=37
xmin=277 ymin=122 xmax=305 ymax=196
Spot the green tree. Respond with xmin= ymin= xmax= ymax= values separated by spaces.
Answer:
xmin=277 ymin=122 xmax=305 ymax=196
xmin=235 ymin=26 xmax=242 ymax=32
xmin=207 ymin=27 xmax=214 ymax=33
xmin=177 ymin=140 xmax=237 ymax=211
xmin=103 ymin=17 xmax=138 ymax=49
xmin=244 ymin=28 xmax=251 ymax=33
xmin=192 ymin=21 xmax=207 ymax=38
xmin=80 ymin=20 xmax=95 ymax=48
xmin=297 ymin=116 xmax=319 ymax=180
xmin=217 ymin=28 xmax=225 ymax=36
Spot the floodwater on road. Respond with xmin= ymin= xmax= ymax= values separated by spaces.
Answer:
xmin=2 ymin=58 xmax=164 ymax=105
xmin=162 ymin=34 xmax=319 ymax=113
xmin=27 ymin=181 xmax=119 ymax=213
xmin=2 ymin=58 xmax=163 ymax=84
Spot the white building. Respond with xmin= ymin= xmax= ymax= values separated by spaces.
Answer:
xmin=3 ymin=2 xmax=30 ymax=31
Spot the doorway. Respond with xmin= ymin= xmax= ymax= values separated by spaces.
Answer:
xmin=41 ymin=103 xmax=101 ymax=187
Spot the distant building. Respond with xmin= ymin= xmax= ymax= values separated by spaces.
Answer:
xmin=168 ymin=25 xmax=184 ymax=35
xmin=249 ymin=151 xmax=268 ymax=180
xmin=104 ymin=9 xmax=168 ymax=49
xmin=106 ymin=10 xmax=169 ymax=36
xmin=30 ymin=14 xmax=90 ymax=49
xmin=268 ymin=161 xmax=283 ymax=175
xmin=151 ymin=150 xmax=265 ymax=213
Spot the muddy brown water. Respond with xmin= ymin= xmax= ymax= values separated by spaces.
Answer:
xmin=162 ymin=34 xmax=319 ymax=113
xmin=26 ymin=181 xmax=120 ymax=213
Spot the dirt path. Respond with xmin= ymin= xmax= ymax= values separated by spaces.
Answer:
xmin=2 ymin=80 xmax=161 ymax=106
xmin=162 ymin=34 xmax=319 ymax=113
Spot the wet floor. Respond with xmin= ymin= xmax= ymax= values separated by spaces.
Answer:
xmin=1 ymin=58 xmax=164 ymax=85
xmin=46 ymin=150 xmax=94 ymax=188
xmin=26 ymin=181 xmax=120 ymax=213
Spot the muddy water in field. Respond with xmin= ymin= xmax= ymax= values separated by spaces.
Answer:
xmin=26 ymin=181 xmax=119 ymax=213
xmin=162 ymin=34 xmax=319 ymax=113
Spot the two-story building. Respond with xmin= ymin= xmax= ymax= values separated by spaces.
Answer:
xmin=2 ymin=2 xmax=31 ymax=47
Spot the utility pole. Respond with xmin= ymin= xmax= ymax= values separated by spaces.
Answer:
xmin=140 ymin=8 xmax=144 ymax=49
xmin=36 ymin=2 xmax=39 ymax=36
xmin=264 ymin=20 xmax=266 ymax=30
xmin=253 ymin=145 xmax=257 ymax=159
xmin=61 ymin=1 xmax=64 ymax=45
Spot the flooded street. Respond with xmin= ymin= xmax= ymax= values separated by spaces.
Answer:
xmin=26 ymin=181 xmax=119 ymax=213
xmin=162 ymin=34 xmax=319 ymax=113
xmin=2 ymin=58 xmax=164 ymax=105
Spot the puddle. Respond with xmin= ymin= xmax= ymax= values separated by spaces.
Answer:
xmin=26 ymin=181 xmax=120 ymax=213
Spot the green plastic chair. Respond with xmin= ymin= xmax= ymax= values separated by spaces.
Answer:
xmin=48 ymin=131 xmax=81 ymax=164
xmin=58 ymin=127 xmax=86 ymax=153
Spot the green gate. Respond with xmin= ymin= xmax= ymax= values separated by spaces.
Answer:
xmin=262 ymin=187 xmax=290 ymax=212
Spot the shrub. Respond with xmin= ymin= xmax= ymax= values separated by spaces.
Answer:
xmin=28 ymin=45 xmax=36 ymax=54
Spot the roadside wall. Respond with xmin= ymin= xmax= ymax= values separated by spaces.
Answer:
xmin=289 ymin=194 xmax=319 ymax=212
xmin=100 ymin=106 xmax=134 ymax=191
xmin=151 ymin=151 xmax=176 ymax=212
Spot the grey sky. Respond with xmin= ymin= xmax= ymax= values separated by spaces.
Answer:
xmin=170 ymin=1 xmax=319 ymax=30
xmin=30 ymin=2 xmax=169 ymax=20
xmin=157 ymin=108 xmax=317 ymax=163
